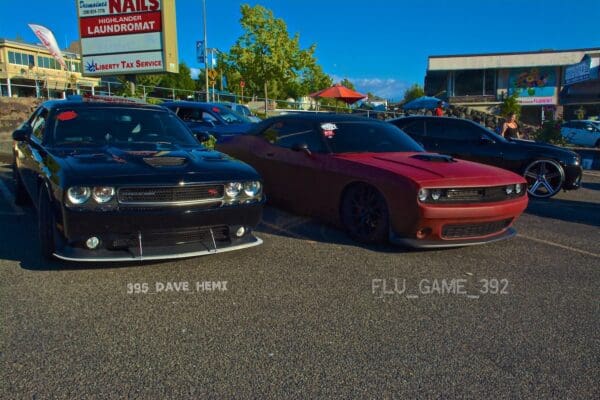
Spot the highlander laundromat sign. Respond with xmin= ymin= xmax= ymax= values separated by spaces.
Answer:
xmin=77 ymin=0 xmax=179 ymax=76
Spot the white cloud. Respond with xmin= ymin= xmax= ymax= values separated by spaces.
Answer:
xmin=190 ymin=68 xmax=201 ymax=80
xmin=331 ymin=75 xmax=411 ymax=101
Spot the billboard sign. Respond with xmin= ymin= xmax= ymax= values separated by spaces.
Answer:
xmin=77 ymin=0 xmax=178 ymax=76
xmin=508 ymin=67 xmax=557 ymax=105
xmin=564 ymin=55 xmax=600 ymax=85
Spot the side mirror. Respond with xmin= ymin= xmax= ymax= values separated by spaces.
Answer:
xmin=291 ymin=142 xmax=311 ymax=155
xmin=479 ymin=135 xmax=495 ymax=145
xmin=12 ymin=126 xmax=32 ymax=142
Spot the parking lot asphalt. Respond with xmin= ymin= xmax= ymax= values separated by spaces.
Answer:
xmin=0 ymin=164 xmax=598 ymax=399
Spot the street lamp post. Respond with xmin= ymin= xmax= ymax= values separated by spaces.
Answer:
xmin=203 ymin=0 xmax=209 ymax=102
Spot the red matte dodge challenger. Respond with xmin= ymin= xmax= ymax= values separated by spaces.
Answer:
xmin=216 ymin=114 xmax=528 ymax=248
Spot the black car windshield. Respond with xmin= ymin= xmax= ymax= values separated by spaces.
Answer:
xmin=210 ymin=105 xmax=250 ymax=124
xmin=50 ymin=107 xmax=199 ymax=148
xmin=323 ymin=121 xmax=424 ymax=153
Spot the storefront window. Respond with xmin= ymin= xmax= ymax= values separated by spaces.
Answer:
xmin=453 ymin=69 xmax=496 ymax=96
xmin=425 ymin=71 xmax=447 ymax=97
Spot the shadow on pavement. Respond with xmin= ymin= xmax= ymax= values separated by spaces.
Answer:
xmin=256 ymin=206 xmax=420 ymax=254
xmin=581 ymin=181 xmax=600 ymax=191
xmin=526 ymin=198 xmax=600 ymax=228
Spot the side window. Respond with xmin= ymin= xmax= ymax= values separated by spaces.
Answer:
xmin=444 ymin=120 xmax=482 ymax=141
xmin=30 ymin=107 xmax=49 ymax=141
xmin=425 ymin=119 xmax=446 ymax=139
xmin=397 ymin=119 xmax=425 ymax=137
xmin=261 ymin=120 xmax=324 ymax=152
xmin=176 ymin=107 xmax=202 ymax=122
xmin=202 ymin=112 xmax=219 ymax=124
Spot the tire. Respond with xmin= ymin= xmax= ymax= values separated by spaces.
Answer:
xmin=523 ymin=159 xmax=565 ymax=198
xmin=13 ymin=163 xmax=30 ymax=206
xmin=341 ymin=183 xmax=389 ymax=244
xmin=38 ymin=187 xmax=59 ymax=260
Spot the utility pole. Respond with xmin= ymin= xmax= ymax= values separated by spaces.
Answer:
xmin=203 ymin=0 xmax=209 ymax=102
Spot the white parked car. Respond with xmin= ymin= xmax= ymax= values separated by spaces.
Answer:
xmin=220 ymin=102 xmax=262 ymax=123
xmin=561 ymin=120 xmax=600 ymax=147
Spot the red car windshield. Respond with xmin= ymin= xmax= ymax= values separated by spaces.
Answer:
xmin=323 ymin=121 xmax=424 ymax=153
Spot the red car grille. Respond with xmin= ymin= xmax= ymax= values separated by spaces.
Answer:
xmin=118 ymin=185 xmax=224 ymax=205
xmin=441 ymin=219 xmax=512 ymax=239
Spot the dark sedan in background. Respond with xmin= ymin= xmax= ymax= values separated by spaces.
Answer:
xmin=389 ymin=116 xmax=583 ymax=198
xmin=217 ymin=114 xmax=528 ymax=248
xmin=163 ymin=101 xmax=254 ymax=140
xmin=12 ymin=97 xmax=264 ymax=262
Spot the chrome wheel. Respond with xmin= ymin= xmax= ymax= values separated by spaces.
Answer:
xmin=523 ymin=159 xmax=564 ymax=198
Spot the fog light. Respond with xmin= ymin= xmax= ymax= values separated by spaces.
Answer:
xmin=416 ymin=228 xmax=432 ymax=239
xmin=235 ymin=227 xmax=246 ymax=237
xmin=86 ymin=236 xmax=100 ymax=249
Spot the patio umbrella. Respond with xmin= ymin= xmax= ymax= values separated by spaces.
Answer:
xmin=402 ymin=96 xmax=447 ymax=110
xmin=310 ymin=84 xmax=367 ymax=105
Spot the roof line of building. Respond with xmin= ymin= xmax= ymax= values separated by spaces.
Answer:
xmin=429 ymin=47 xmax=600 ymax=59
xmin=0 ymin=38 xmax=80 ymax=58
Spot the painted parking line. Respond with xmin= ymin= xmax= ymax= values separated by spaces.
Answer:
xmin=583 ymin=170 xmax=600 ymax=178
xmin=517 ymin=233 xmax=600 ymax=259
xmin=0 ymin=179 xmax=24 ymax=215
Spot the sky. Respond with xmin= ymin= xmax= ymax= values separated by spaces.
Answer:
xmin=1 ymin=0 xmax=599 ymax=100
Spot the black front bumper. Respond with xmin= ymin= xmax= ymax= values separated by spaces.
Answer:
xmin=55 ymin=201 xmax=264 ymax=261
xmin=563 ymin=164 xmax=583 ymax=191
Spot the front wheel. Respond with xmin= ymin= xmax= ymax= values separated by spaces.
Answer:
xmin=523 ymin=159 xmax=565 ymax=198
xmin=38 ymin=188 xmax=59 ymax=260
xmin=341 ymin=184 xmax=389 ymax=244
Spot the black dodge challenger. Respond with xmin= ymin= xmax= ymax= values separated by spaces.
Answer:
xmin=12 ymin=96 xmax=264 ymax=262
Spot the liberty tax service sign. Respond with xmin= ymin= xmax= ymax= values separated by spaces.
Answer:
xmin=77 ymin=0 xmax=179 ymax=76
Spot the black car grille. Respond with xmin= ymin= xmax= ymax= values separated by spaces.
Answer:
xmin=441 ymin=219 xmax=512 ymax=239
xmin=118 ymin=185 xmax=224 ymax=205
xmin=109 ymin=226 xmax=230 ymax=249
xmin=428 ymin=186 xmax=524 ymax=203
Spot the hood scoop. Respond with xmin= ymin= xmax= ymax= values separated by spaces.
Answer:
xmin=143 ymin=157 xmax=188 ymax=167
xmin=411 ymin=154 xmax=457 ymax=163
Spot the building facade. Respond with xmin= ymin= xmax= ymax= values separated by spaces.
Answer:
xmin=0 ymin=38 xmax=99 ymax=98
xmin=425 ymin=48 xmax=600 ymax=125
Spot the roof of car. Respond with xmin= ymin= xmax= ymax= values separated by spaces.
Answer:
xmin=162 ymin=101 xmax=228 ymax=108
xmin=264 ymin=113 xmax=385 ymax=123
xmin=42 ymin=96 xmax=165 ymax=111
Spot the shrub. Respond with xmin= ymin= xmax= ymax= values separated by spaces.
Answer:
xmin=531 ymin=120 xmax=567 ymax=146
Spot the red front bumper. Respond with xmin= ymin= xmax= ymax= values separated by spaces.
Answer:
xmin=391 ymin=196 xmax=529 ymax=248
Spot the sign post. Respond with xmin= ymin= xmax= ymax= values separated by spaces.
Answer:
xmin=240 ymin=80 xmax=245 ymax=103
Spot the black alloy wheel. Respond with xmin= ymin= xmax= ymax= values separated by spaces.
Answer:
xmin=523 ymin=159 xmax=565 ymax=198
xmin=341 ymin=184 xmax=389 ymax=243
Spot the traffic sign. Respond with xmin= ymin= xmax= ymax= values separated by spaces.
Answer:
xmin=208 ymin=69 xmax=218 ymax=80
xmin=209 ymin=80 xmax=216 ymax=86
xmin=240 ymin=80 xmax=245 ymax=88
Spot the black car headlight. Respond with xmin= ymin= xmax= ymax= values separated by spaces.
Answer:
xmin=67 ymin=186 xmax=91 ymax=205
xmin=92 ymin=186 xmax=116 ymax=203
xmin=243 ymin=181 xmax=261 ymax=197
xmin=225 ymin=182 xmax=243 ymax=198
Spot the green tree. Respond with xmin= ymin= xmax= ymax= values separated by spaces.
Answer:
xmin=402 ymin=84 xmax=425 ymax=103
xmin=114 ymin=74 xmax=162 ymax=97
xmin=339 ymin=78 xmax=356 ymax=90
xmin=225 ymin=4 xmax=318 ymax=112
xmin=500 ymin=90 xmax=521 ymax=117
xmin=158 ymin=62 xmax=196 ymax=94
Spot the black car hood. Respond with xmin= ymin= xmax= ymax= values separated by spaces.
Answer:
xmin=508 ymin=138 xmax=578 ymax=159
xmin=53 ymin=145 xmax=259 ymax=185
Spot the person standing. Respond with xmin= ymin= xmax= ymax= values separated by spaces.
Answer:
xmin=434 ymin=101 xmax=444 ymax=116
xmin=501 ymin=112 xmax=521 ymax=139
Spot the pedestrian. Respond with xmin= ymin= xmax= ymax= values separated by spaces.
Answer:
xmin=434 ymin=101 xmax=444 ymax=116
xmin=500 ymin=112 xmax=521 ymax=139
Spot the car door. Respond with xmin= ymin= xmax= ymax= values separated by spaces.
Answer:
xmin=245 ymin=119 xmax=328 ymax=212
xmin=581 ymin=122 xmax=600 ymax=147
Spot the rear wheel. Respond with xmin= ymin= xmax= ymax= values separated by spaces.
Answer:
xmin=523 ymin=159 xmax=564 ymax=198
xmin=38 ymin=188 xmax=59 ymax=260
xmin=341 ymin=184 xmax=389 ymax=244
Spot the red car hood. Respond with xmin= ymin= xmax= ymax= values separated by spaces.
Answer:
xmin=333 ymin=152 xmax=525 ymax=187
